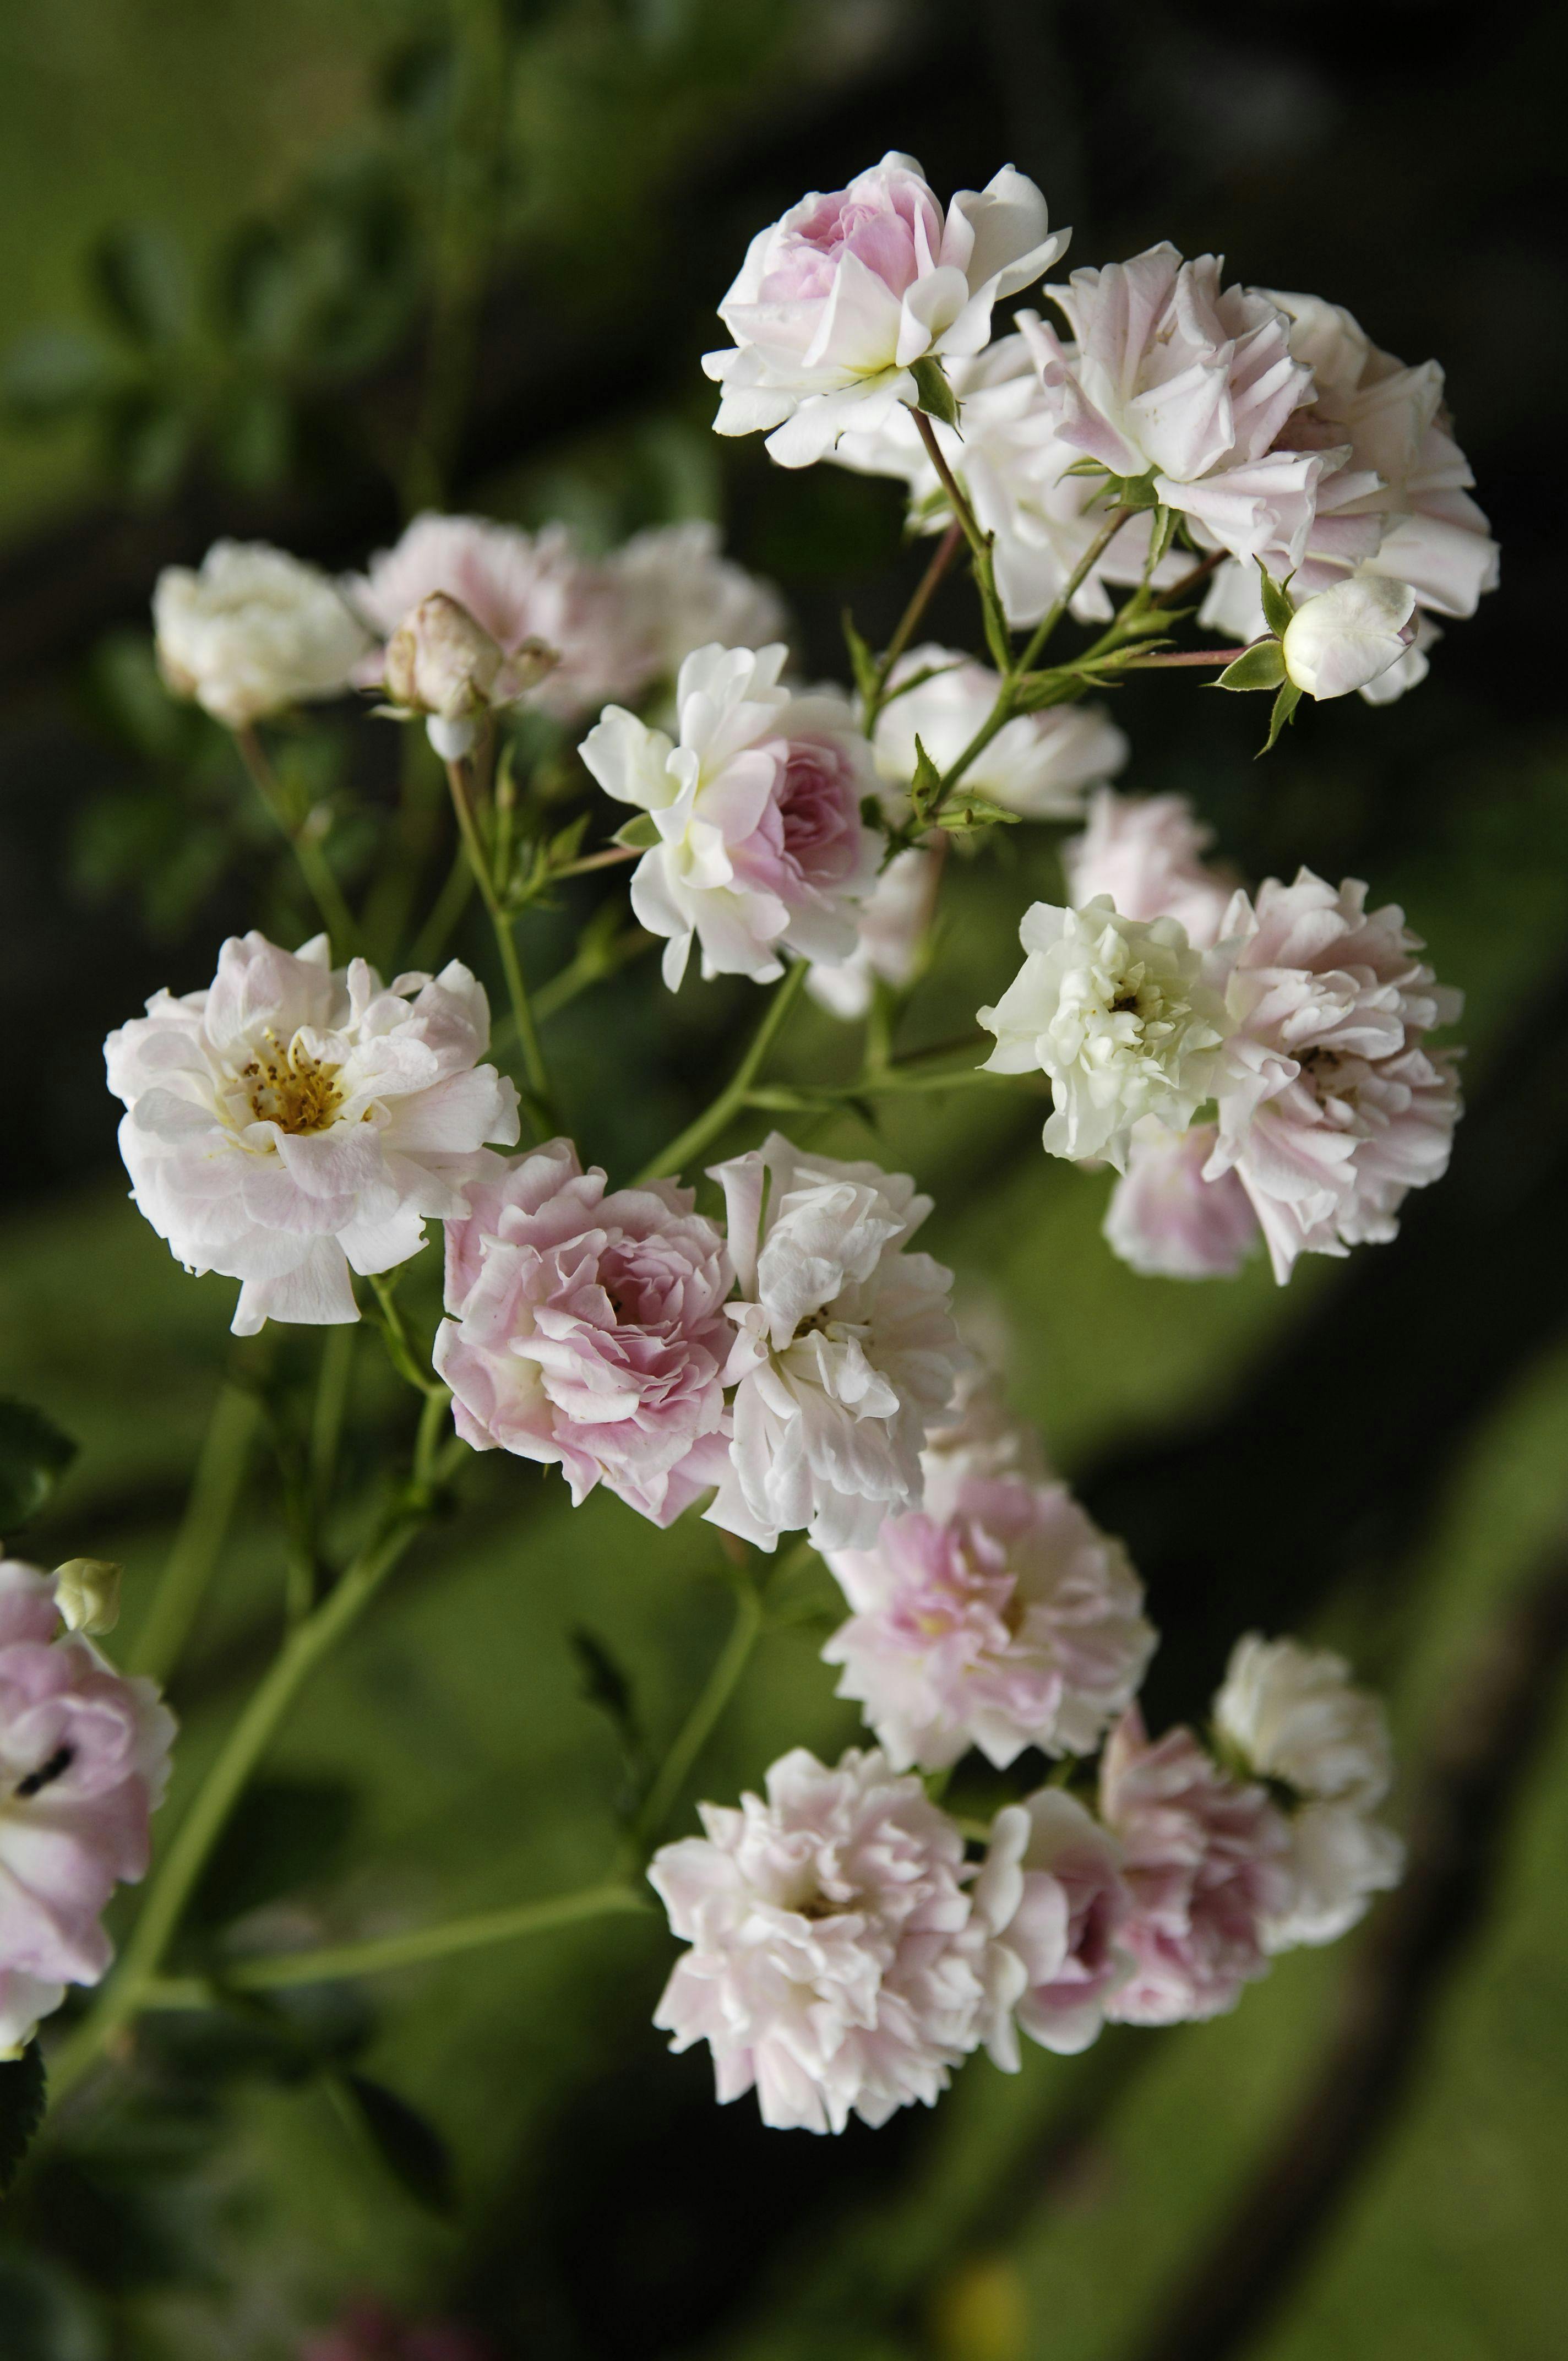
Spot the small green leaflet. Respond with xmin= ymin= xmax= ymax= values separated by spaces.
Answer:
xmin=1216 ymin=640 xmax=1287 ymax=692
xmin=909 ymin=356 xmax=959 ymax=428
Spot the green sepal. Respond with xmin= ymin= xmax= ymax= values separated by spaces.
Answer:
xmin=935 ymin=794 xmax=1022 ymax=834
xmin=840 ymin=608 xmax=879 ymax=706
xmin=910 ymin=355 xmax=959 ymax=428
xmin=611 ymin=811 xmax=661 ymax=852
xmin=1147 ymin=504 xmax=1181 ymax=570
xmin=908 ymin=733 xmax=944 ymax=825
xmin=1216 ymin=640 xmax=1288 ymax=692
xmin=1256 ymin=561 xmax=1298 ymax=639
xmin=1101 ymin=468 xmax=1161 ymax=511
xmin=1259 ymin=679 xmax=1303 ymax=754
xmin=1061 ymin=455 xmax=1110 ymax=479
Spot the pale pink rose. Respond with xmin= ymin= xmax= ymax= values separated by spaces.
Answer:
xmin=0 ymin=1560 xmax=175 ymax=2053
xmin=301 ymin=2304 xmax=495 ymax=2361
xmin=705 ymin=153 xmax=1066 ymax=468
xmin=650 ymin=1745 xmax=988 ymax=2132
xmin=347 ymin=513 xmax=645 ymax=725
xmin=1207 ymin=871 xmax=1463 ymax=1282
xmin=822 ymin=1476 xmax=1153 ymax=1772
xmin=1199 ymin=291 xmax=1498 ymax=695
xmin=581 ymin=644 xmax=878 ymax=990
xmin=919 ymin=1367 xmax=1047 ymax=1520
xmin=434 ymin=1140 xmax=733 ymax=1528
xmin=1062 ymin=789 xmax=1236 ymax=952
xmin=974 ymin=1790 xmax=1133 ymax=2064
xmin=609 ymin=520 xmax=788 ymax=682
xmin=1099 ymin=1709 xmax=1292 ymax=2025
xmin=830 ymin=333 xmax=1187 ymax=628
xmin=873 ymin=647 xmax=1126 ymax=822
xmin=1021 ymin=247 xmax=1320 ymax=570
xmin=805 ymin=846 xmax=941 ymax=1021
xmin=1103 ymin=1120 xmax=1260 ymax=1281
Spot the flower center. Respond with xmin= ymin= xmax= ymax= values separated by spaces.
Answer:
xmin=241 ymin=1036 xmax=343 ymax=1135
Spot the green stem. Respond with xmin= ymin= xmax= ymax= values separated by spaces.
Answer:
xmin=235 ymin=726 xmax=362 ymax=958
xmin=633 ymin=962 xmax=807 ymax=1186
xmin=138 ymin=1883 xmax=649 ymax=2004
xmin=633 ymin=1578 xmax=765 ymax=1852
xmin=444 ymin=755 xmax=554 ymax=1132
xmin=409 ymin=839 xmax=476 ymax=973
xmin=367 ymin=1274 xmax=445 ymax=1400
xmin=1014 ymin=503 xmax=1134 ymax=677
xmin=128 ymin=1385 xmax=260 ymax=1685
xmin=50 ymin=1493 xmax=439 ymax=2102
xmin=309 ymin=1325 xmax=356 ymax=1524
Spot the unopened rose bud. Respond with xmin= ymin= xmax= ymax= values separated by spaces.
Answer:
xmin=383 ymin=592 xmax=504 ymax=725
xmin=1281 ymin=574 xmax=1417 ymax=701
xmin=53 ymin=1558 xmax=122 ymax=1636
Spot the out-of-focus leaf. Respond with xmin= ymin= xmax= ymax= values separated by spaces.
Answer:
xmin=841 ymin=610 xmax=879 ymax=706
xmin=0 ymin=330 xmax=121 ymax=422
xmin=0 ymin=2253 xmax=107 ymax=2361
xmin=188 ymin=1777 xmax=357 ymax=1930
xmin=331 ymin=2072 xmax=456 ymax=2216
xmin=0 ymin=2047 xmax=47 ymax=2196
xmin=91 ymin=225 xmax=193 ymax=350
xmin=105 ymin=394 xmax=193 ymax=505
xmin=0 ymin=1399 xmax=76 ymax=1532
xmin=211 ymin=381 xmax=293 ymax=491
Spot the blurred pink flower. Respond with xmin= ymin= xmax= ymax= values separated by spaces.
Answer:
xmin=435 ymin=1140 xmax=733 ymax=1527
xmin=0 ymin=1560 xmax=175 ymax=2054
xmin=1102 ymin=1120 xmax=1260 ymax=1281
xmin=1062 ymin=789 xmax=1235 ymax=952
xmin=974 ymin=1789 xmax=1134 ymax=2064
xmin=822 ymin=1475 xmax=1153 ymax=1772
xmin=1099 ymin=1709 xmax=1292 ymax=2025
xmin=302 ymin=2302 xmax=494 ymax=2361
xmin=1208 ymin=871 xmax=1462 ymax=1281
xmin=650 ymin=1745 xmax=987 ymax=2133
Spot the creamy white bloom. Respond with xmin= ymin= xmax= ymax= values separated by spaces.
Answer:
xmin=609 ymin=520 xmax=788 ymax=681
xmin=1265 ymin=1800 xmax=1404 ymax=1951
xmin=805 ymin=846 xmax=942 ymax=1020
xmin=831 ymin=332 xmax=1183 ymax=627
xmin=705 ymin=1133 xmax=968 ymax=1552
xmin=106 ymin=933 xmax=519 ymax=1335
xmin=1022 ymin=247 xmax=1320 ymax=569
xmin=649 ymin=1745 xmax=989 ymax=2132
xmin=704 ymin=153 xmax=1066 ymax=469
xmin=980 ymin=899 xmax=1231 ymax=1170
xmin=154 ymin=541 xmax=370 ymax=729
xmin=872 ymin=646 xmax=1127 ymax=820
xmin=1282 ymin=574 xmax=1416 ymax=699
xmin=1214 ymin=1634 xmax=1393 ymax=1807
xmin=580 ymin=643 xmax=878 ymax=990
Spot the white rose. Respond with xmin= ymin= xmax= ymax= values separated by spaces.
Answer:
xmin=153 ymin=541 xmax=370 ymax=729
xmin=1213 ymin=1634 xmax=1393 ymax=1807
xmin=1281 ymin=573 xmax=1417 ymax=700
xmin=872 ymin=646 xmax=1126 ymax=820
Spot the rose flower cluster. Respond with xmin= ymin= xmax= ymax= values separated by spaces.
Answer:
xmin=63 ymin=140 xmax=1482 ymax=2139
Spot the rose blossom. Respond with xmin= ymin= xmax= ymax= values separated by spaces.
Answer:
xmin=872 ymin=646 xmax=1128 ymax=821
xmin=920 ymin=1367 xmax=1046 ymax=1517
xmin=1200 ymin=290 xmax=1499 ymax=695
xmin=434 ymin=1140 xmax=733 ymax=1528
xmin=821 ymin=1474 xmax=1153 ymax=1772
xmin=974 ymin=1790 xmax=1134 ymax=2063
xmin=1099 ymin=1709 xmax=1293 ymax=2025
xmin=0 ymin=1559 xmax=175 ymax=2055
xmin=347 ymin=513 xmax=644 ymax=726
xmin=580 ymin=642 xmax=878 ymax=990
xmin=1062 ymin=789 xmax=1235 ymax=952
xmin=609 ymin=520 xmax=788 ymax=682
xmin=1265 ymin=1801 xmax=1404 ymax=1952
xmin=1281 ymin=573 xmax=1417 ymax=700
xmin=649 ymin=1745 xmax=988 ymax=2132
xmin=1207 ymin=871 xmax=1462 ymax=1282
xmin=1102 ymin=1120 xmax=1260 ymax=1281
xmin=980 ymin=900 xmax=1231 ymax=1169
xmin=107 ymin=932 xmax=519 ymax=1336
xmin=704 ymin=153 xmax=1066 ymax=469
xmin=805 ymin=846 xmax=942 ymax=1021
xmin=154 ymin=541 xmax=371 ymax=730
xmin=831 ymin=331 xmax=1185 ymax=627
xmin=1021 ymin=247 xmax=1320 ymax=570
xmin=705 ymin=1133 xmax=968 ymax=1552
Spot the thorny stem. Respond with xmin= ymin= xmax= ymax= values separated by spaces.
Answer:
xmin=235 ymin=726 xmax=362 ymax=957
xmin=444 ymin=754 xmax=554 ymax=1131
xmin=633 ymin=961 xmax=808 ymax=1185
xmin=631 ymin=1575 xmax=766 ymax=1853
xmin=128 ymin=1384 xmax=260 ymax=1687
xmin=50 ymin=1467 xmax=456 ymax=2103
xmin=137 ymin=1883 xmax=652 ymax=2005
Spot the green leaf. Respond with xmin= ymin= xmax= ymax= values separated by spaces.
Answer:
xmin=1061 ymin=455 xmax=1109 ymax=479
xmin=1256 ymin=562 xmax=1297 ymax=639
xmin=909 ymin=355 xmax=959 ymax=428
xmin=840 ymin=610 xmax=879 ymax=707
xmin=1216 ymin=640 xmax=1288 ymax=692
xmin=908 ymin=734 xmax=944 ymax=825
xmin=188 ymin=1777 xmax=356 ymax=1930
xmin=0 ymin=329 xmax=121 ymax=422
xmin=1260 ymin=679 xmax=1303 ymax=754
xmin=0 ymin=2252 xmax=108 ymax=2361
xmin=332 ymin=2072 xmax=455 ymax=2216
xmin=0 ymin=1399 xmax=75 ymax=1531
xmin=611 ymin=812 xmax=661 ymax=852
xmin=0 ymin=2043 xmax=46 ymax=2196
xmin=91 ymin=225 xmax=193 ymax=350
